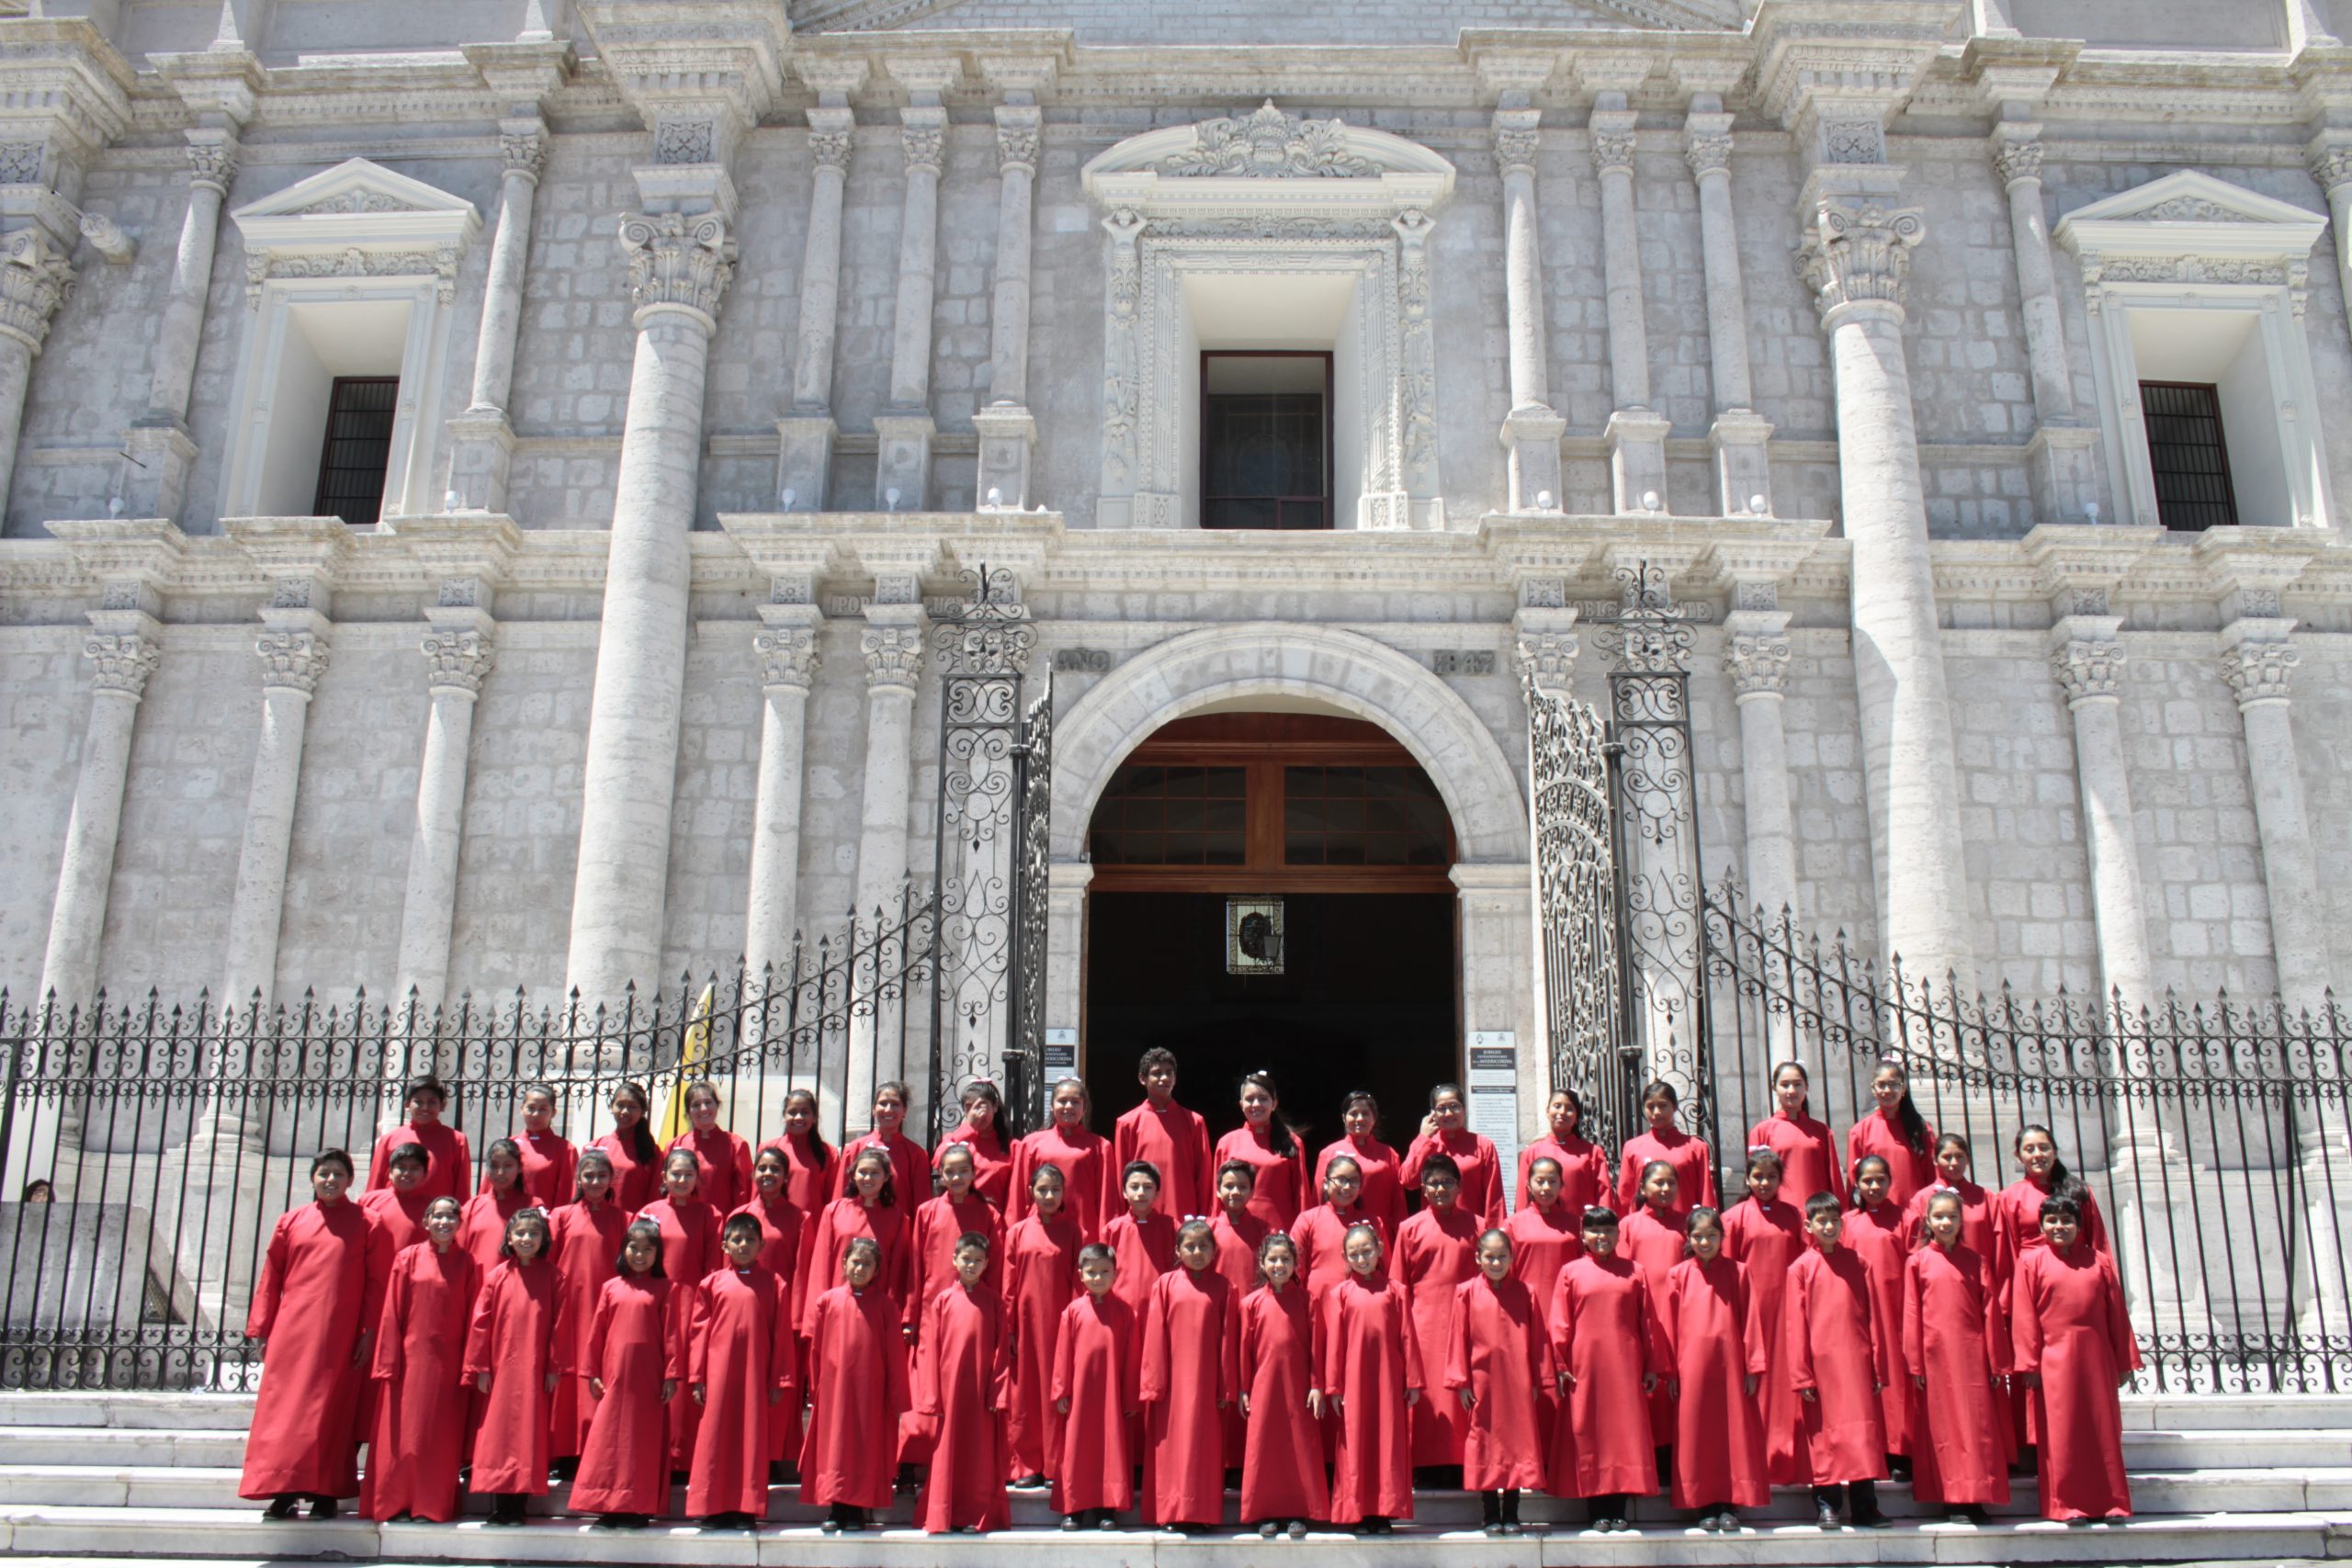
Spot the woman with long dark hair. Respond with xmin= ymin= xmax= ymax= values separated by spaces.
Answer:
xmin=1214 ymin=1070 xmax=1310 ymax=1232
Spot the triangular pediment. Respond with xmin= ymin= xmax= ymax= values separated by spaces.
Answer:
xmin=2061 ymin=171 xmax=2323 ymax=231
xmin=2055 ymin=171 xmax=2325 ymax=265
xmin=233 ymin=158 xmax=481 ymax=259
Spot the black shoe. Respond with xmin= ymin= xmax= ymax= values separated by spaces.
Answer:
xmin=1012 ymin=1472 xmax=1049 ymax=1491
xmin=1853 ymin=1507 xmax=1892 ymax=1530
xmin=1287 ymin=1518 xmax=1308 ymax=1539
xmin=306 ymin=1498 xmax=338 ymax=1520
xmin=820 ymin=1518 xmax=842 ymax=1534
xmin=262 ymin=1496 xmax=299 ymax=1521
xmin=1064 ymin=1515 xmax=1084 ymax=1531
xmin=1816 ymin=1502 xmax=1842 ymax=1529
xmin=1095 ymin=1511 xmax=1117 ymax=1529
xmin=1260 ymin=1519 xmax=1281 ymax=1539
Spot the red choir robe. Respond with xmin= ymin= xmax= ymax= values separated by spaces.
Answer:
xmin=1721 ymin=1194 xmax=1807 ymax=1484
xmin=1114 ymin=1097 xmax=1215 ymax=1220
xmin=364 ymin=1240 xmax=478 ymax=1520
xmin=1849 ymin=1198 xmax=1915 ymax=1458
xmin=368 ymin=1121 xmax=472 ymax=1205
xmin=1901 ymin=1178 xmax=1996 ymax=1255
xmin=1505 ymin=1201 xmax=1580 ymax=1308
xmin=1783 ymin=1246 xmax=1891 ymax=1485
xmin=1001 ymin=1210 xmax=1081 ymax=1481
xmin=1749 ymin=1109 xmax=1848 ymax=1208
xmin=753 ymin=1131 xmax=834 ymax=1218
xmin=240 ymin=1198 xmax=370 ymax=1500
xmin=1213 ymin=1124 xmax=1309 ymax=1233
xmin=1516 ymin=1133 xmax=1615 ymax=1216
xmin=637 ymin=1195 xmax=721 ymax=1466
xmin=464 ymin=1257 xmax=560 ymax=1495
xmin=1659 ymin=1255 xmax=1770 ymax=1510
xmin=910 ymin=1190 xmax=1004 ymax=1325
xmin=1139 ymin=1266 xmax=1237 ymax=1526
xmin=1991 ymin=1174 xmax=2112 ymax=1449
xmin=1547 ymin=1253 xmax=1663 ymax=1498
xmin=548 ymin=1196 xmax=629 ymax=1457
xmin=1394 ymin=1204 xmax=1479 ymax=1463
xmin=1317 ymin=1272 xmax=1420 ymax=1524
xmin=1009 ymin=1124 xmax=1118 ymax=1242
xmin=503 ymin=1129 xmax=578 ymax=1210
xmin=1210 ymin=1207 xmax=1270 ymax=1465
xmin=798 ymin=1282 xmax=910 ymax=1510
xmin=685 ymin=1264 xmax=795 ymax=1517
xmin=665 ymin=1125 xmax=754 ymax=1216
xmin=728 ymin=1192 xmax=806 ymax=1461
xmin=1102 ymin=1209 xmax=1179 ymax=1322
xmin=1616 ymin=1128 xmax=1717 ymax=1222
xmin=1848 ymin=1111 xmax=1938 ymax=1209
xmin=1291 ymin=1201 xmax=1385 ymax=1310
xmin=1238 ymin=1282 xmax=1328 ymax=1523
xmin=1050 ymin=1292 xmax=1139 ymax=1514
xmin=911 ymin=1282 xmax=1012 ymax=1531
xmin=1315 ymin=1134 xmax=1408 ymax=1238
xmin=1619 ymin=1206 xmax=1690 ymax=1444
xmin=359 ymin=1185 xmax=435 ymax=1268
xmin=590 ymin=1131 xmax=662 ymax=1213
xmin=568 ymin=1272 xmax=689 ymax=1516
xmin=2013 ymin=1243 xmax=2139 ymax=1520
xmin=840 ymin=1127 xmax=931 ymax=1208
xmin=931 ymin=1120 xmax=1012 ymax=1210
xmin=1903 ymin=1241 xmax=2011 ymax=1506
xmin=456 ymin=1185 xmax=528 ymax=1277
xmin=1445 ymin=1274 xmax=1550 ymax=1492
xmin=1402 ymin=1129 xmax=1506 ymax=1228
xmin=797 ymin=1197 xmax=913 ymax=1338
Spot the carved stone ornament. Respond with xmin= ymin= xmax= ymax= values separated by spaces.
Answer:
xmin=1797 ymin=202 xmax=1924 ymax=321
xmin=2239 ymin=586 xmax=2283 ymax=619
xmin=288 ymin=189 xmax=417 ymax=217
xmin=2312 ymin=146 xmax=2352 ymax=196
xmin=502 ymin=130 xmax=548 ymax=182
xmin=618 ymin=210 xmax=736 ymax=325
xmin=809 ymin=130 xmax=854 ymax=173
xmin=654 ymin=118 xmax=716 ymax=166
xmin=2143 ymin=196 xmax=2257 ymax=223
xmin=1991 ymin=138 xmax=2044 ymax=188
xmin=1156 ymin=101 xmax=1380 ymax=179
xmin=861 ymin=624 xmax=927 ymax=690
xmin=1514 ymin=629 xmax=1581 ymax=695
xmin=2050 ymin=638 xmax=2124 ymax=705
xmin=0 ymin=229 xmax=75 ymax=355
xmin=998 ymin=122 xmax=1042 ymax=174
xmin=186 ymin=139 xmax=241 ymax=193
xmin=1822 ymin=118 xmax=1886 ymax=166
xmin=1520 ymin=578 xmax=1567 ymax=611
xmin=1492 ymin=109 xmax=1541 ymax=176
xmin=1725 ymin=634 xmax=1792 ymax=698
xmin=244 ymin=244 xmax=463 ymax=308
xmin=900 ymin=121 xmax=946 ymax=175
xmin=753 ymin=626 xmax=821 ymax=690
xmin=1589 ymin=125 xmax=1638 ymax=178
xmin=1685 ymin=131 xmax=1733 ymax=178
xmin=2219 ymin=640 xmax=2297 ymax=707
xmin=254 ymin=629 xmax=330 ymax=694
xmin=421 ymin=628 xmax=494 ymax=694
xmin=1733 ymin=579 xmax=1780 ymax=613
xmin=0 ymin=142 xmax=43 ymax=186
xmin=84 ymin=632 xmax=161 ymax=699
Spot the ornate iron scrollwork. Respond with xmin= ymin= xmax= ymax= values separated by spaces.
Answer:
xmin=1526 ymin=671 xmax=1628 ymax=1148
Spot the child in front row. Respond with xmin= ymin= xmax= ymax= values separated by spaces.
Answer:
xmin=1658 ymin=1206 xmax=1767 ymax=1533
xmin=1783 ymin=1190 xmax=1892 ymax=1529
xmin=1141 ymin=1217 xmax=1236 ymax=1530
xmin=913 ymin=1232 xmax=1011 ymax=1534
xmin=1903 ymin=1189 xmax=2010 ymax=1522
xmin=465 ymin=1207 xmax=559 ymax=1526
xmin=2013 ymin=1194 xmax=2138 ymax=1523
xmin=1001 ymin=1160 xmax=1081 ymax=1490
xmin=1238 ymin=1232 xmax=1326 ymax=1538
xmin=800 ymin=1237 xmax=909 ymax=1534
xmin=570 ymin=1219 xmax=686 ymax=1530
xmin=1053 ymin=1242 xmax=1140 ymax=1529
xmin=686 ymin=1213 xmax=795 ymax=1531
xmin=1320 ymin=1222 xmax=1419 ymax=1534
xmin=1445 ymin=1228 xmax=1549 ymax=1538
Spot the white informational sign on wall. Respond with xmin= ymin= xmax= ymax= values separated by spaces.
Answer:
xmin=1467 ymin=1031 xmax=1521 ymax=1213
xmin=1046 ymin=1027 xmax=1079 ymax=1078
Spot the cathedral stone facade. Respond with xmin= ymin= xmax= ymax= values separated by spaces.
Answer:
xmin=2 ymin=0 xmax=2349 ymax=1131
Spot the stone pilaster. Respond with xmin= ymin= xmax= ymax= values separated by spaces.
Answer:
xmin=221 ymin=614 xmax=329 ymax=1008
xmin=1589 ymin=101 xmax=1668 ymax=514
xmin=744 ymin=587 xmax=823 ymax=990
xmin=1510 ymin=576 xmax=1580 ymax=701
xmin=0 ymin=226 xmax=73 ymax=518
xmin=2047 ymin=609 xmax=2155 ymax=1012
xmin=854 ymin=585 xmax=929 ymax=915
xmin=877 ymin=60 xmax=958 ymax=510
xmin=1987 ymin=120 xmax=2100 ymax=527
xmin=1677 ymin=62 xmax=1774 ymax=519
xmin=38 ymin=617 xmax=161 ymax=1011
xmin=977 ymin=80 xmax=1046 ymax=510
xmin=2311 ymin=133 xmax=2352 ymax=378
xmin=2219 ymin=630 xmax=2326 ymax=1011
xmin=779 ymin=57 xmax=865 ymax=512
xmin=1724 ymin=596 xmax=1799 ymax=926
xmin=390 ymin=614 xmax=494 ymax=1018
xmin=1492 ymin=104 xmax=1563 ymax=513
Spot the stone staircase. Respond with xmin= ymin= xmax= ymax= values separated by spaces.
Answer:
xmin=0 ymin=1390 xmax=2346 ymax=1564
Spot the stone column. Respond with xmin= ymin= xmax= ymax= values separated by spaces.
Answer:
xmin=2220 ymin=630 xmax=2328 ymax=1012
xmin=564 ymin=212 xmax=736 ymax=1007
xmin=777 ymin=84 xmax=858 ymax=510
xmin=221 ymin=616 xmax=330 ymax=1008
xmin=39 ymin=619 xmax=162 ymax=1010
xmin=1590 ymin=106 xmax=1668 ymax=513
xmin=1683 ymin=104 xmax=1774 ymax=516
xmin=446 ymin=123 xmax=547 ymax=513
xmin=1724 ymin=608 xmax=1798 ymax=926
xmin=2311 ymin=139 xmax=2352 ymax=370
xmin=1991 ymin=124 xmax=2099 ymax=526
xmin=974 ymin=98 xmax=1042 ymax=509
xmin=876 ymin=63 xmax=956 ymax=510
xmin=390 ymin=616 xmax=494 ymax=1019
xmin=124 ymin=134 xmax=236 ymax=520
xmin=854 ymin=591 xmax=927 ymax=913
xmin=0 ymin=228 xmax=74 ymax=519
xmin=2048 ymin=615 xmax=2156 ymax=1013
xmin=743 ymin=602 xmax=820 ymax=990
xmin=1494 ymin=107 xmax=1566 ymax=512
xmin=1798 ymin=194 xmax=1975 ymax=988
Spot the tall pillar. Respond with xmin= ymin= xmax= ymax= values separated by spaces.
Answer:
xmin=1679 ymin=82 xmax=1774 ymax=517
xmin=121 ymin=135 xmax=235 ymax=519
xmin=391 ymin=615 xmax=494 ymax=1018
xmin=2047 ymin=611 xmax=2156 ymax=1012
xmin=446 ymin=120 xmax=548 ymax=513
xmin=743 ymin=594 xmax=821 ymax=989
xmin=0 ymin=229 xmax=74 ymax=519
xmin=1724 ymin=602 xmax=1798 ymax=926
xmin=854 ymin=582 xmax=927 ymax=913
xmin=564 ymin=211 xmax=736 ymax=1006
xmin=974 ymin=81 xmax=1045 ymax=510
xmin=1589 ymin=102 xmax=1668 ymax=513
xmin=778 ymin=58 xmax=865 ymax=512
xmin=221 ymin=615 xmax=330 ymax=1008
xmin=1493 ymin=105 xmax=1564 ymax=511
xmin=2220 ymin=629 xmax=2328 ymax=1013
xmin=1989 ymin=120 xmax=2100 ymax=525
xmin=39 ymin=618 xmax=162 ymax=1010
xmin=876 ymin=59 xmax=958 ymax=510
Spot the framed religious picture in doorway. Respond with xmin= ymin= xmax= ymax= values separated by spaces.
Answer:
xmin=1227 ymin=897 xmax=1284 ymax=975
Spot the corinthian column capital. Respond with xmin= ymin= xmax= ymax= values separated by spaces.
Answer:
xmin=861 ymin=624 xmax=927 ymax=692
xmin=2220 ymin=640 xmax=2298 ymax=708
xmin=85 ymin=631 xmax=162 ymax=699
xmin=421 ymin=627 xmax=495 ymax=695
xmin=617 ymin=210 xmax=736 ymax=329
xmin=754 ymin=626 xmax=821 ymax=691
xmin=254 ymin=628 xmax=330 ymax=694
xmin=0 ymin=228 xmax=75 ymax=355
xmin=1725 ymin=634 xmax=1792 ymax=699
xmin=1797 ymin=200 xmax=1924 ymax=323
xmin=2051 ymin=637 xmax=2124 ymax=705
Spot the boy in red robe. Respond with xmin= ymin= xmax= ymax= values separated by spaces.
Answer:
xmin=549 ymin=1150 xmax=629 ymax=1476
xmin=1102 ymin=1159 xmax=1179 ymax=1321
xmin=464 ymin=1207 xmax=559 ymax=1526
xmin=2014 ymin=1194 xmax=2139 ymax=1522
xmin=1114 ymin=1047 xmax=1214 ymax=1220
xmin=570 ymin=1220 xmax=687 ymax=1529
xmin=1238 ymin=1232 xmax=1326 ymax=1538
xmin=1052 ymin=1243 xmax=1140 ymax=1528
xmin=1001 ymin=1160 xmax=1081 ymax=1489
xmin=912 ymin=1233 xmax=1012 ymax=1532
xmin=1720 ymin=1145 xmax=1805 ymax=1486
xmin=1547 ymin=1206 xmax=1662 ymax=1530
xmin=1784 ymin=1190 xmax=1893 ymax=1529
xmin=1393 ymin=1151 xmax=1478 ymax=1476
xmin=1317 ymin=1222 xmax=1420 ymax=1533
xmin=363 ymin=1195 xmax=475 ymax=1521
xmin=509 ymin=1083 xmax=578 ymax=1209
xmin=1446 ymin=1229 xmax=1549 ymax=1537
xmin=1207 ymin=1160 xmax=1268 ymax=1470
xmin=685 ymin=1213 xmax=796 ymax=1529
xmin=242 ymin=1149 xmax=371 ymax=1519
xmin=1903 ymin=1189 xmax=2011 ymax=1521
xmin=368 ymin=1078 xmax=470 ymax=1204
xmin=1140 ymin=1218 xmax=1236 ymax=1529
xmin=800 ymin=1236 xmax=909 ymax=1533
xmin=1659 ymin=1206 xmax=1768 ymax=1532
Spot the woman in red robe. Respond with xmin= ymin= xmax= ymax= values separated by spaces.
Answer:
xmin=1445 ymin=1231 xmax=1550 ymax=1537
xmin=367 ymin=1079 xmax=470 ymax=1204
xmin=1213 ymin=1070 xmax=1310 ymax=1232
xmin=1903 ymin=1189 xmax=2011 ymax=1519
xmin=1748 ymin=1060 xmax=1847 ymax=1209
xmin=1619 ymin=1160 xmax=1692 ymax=1455
xmin=755 ymin=1087 xmax=835 ymax=1218
xmin=1401 ymin=1082 xmax=1504 ymax=1228
xmin=1010 ymin=1078 xmax=1117 ymax=1242
xmin=507 ymin=1084 xmax=578 ymax=1209
xmin=1392 ymin=1152 xmax=1477 ymax=1470
xmin=912 ymin=1234 xmax=1012 ymax=1533
xmin=1517 ymin=1088 xmax=1615 ymax=1215
xmin=1658 ymin=1206 xmax=1769 ymax=1531
xmin=364 ymin=1196 xmax=476 ymax=1521
xmin=1052 ymin=1245 xmax=1140 ymax=1527
xmin=548 ymin=1150 xmax=629 ymax=1471
xmin=799 ymin=1236 xmax=910 ymax=1531
xmin=1783 ymin=1194 xmax=1892 ymax=1527
xmin=457 ymin=1140 xmax=529 ymax=1276
xmin=1001 ymin=1161 xmax=1081 ymax=1488
xmin=665 ymin=1079 xmax=754 ymax=1216
xmin=1901 ymin=1133 xmax=1996 ymax=1254
xmin=638 ymin=1148 xmax=721 ymax=1472
xmin=1546 ymin=1206 xmax=1662 ymax=1530
xmin=1720 ymin=1146 xmax=1806 ymax=1486
xmin=1317 ymin=1223 xmax=1420 ymax=1532
xmin=1238 ymin=1233 xmax=1326 ymax=1537
xmin=1615 ymin=1080 xmax=1717 ymax=1220
xmin=242 ymin=1150 xmax=371 ymax=1518
xmin=1140 ymin=1220 xmax=1237 ymax=1529
xmin=684 ymin=1214 xmax=795 ymax=1529
xmin=590 ymin=1081 xmax=662 ymax=1213
xmin=1314 ymin=1089 xmax=1408 ymax=1238
xmin=1848 ymin=1154 xmax=1917 ymax=1474
xmin=569 ymin=1220 xmax=687 ymax=1528
xmin=1846 ymin=1060 xmax=1937 ymax=1209
xmin=932 ymin=1079 xmax=1012 ymax=1210
xmin=464 ymin=1206 xmax=559 ymax=1525
xmin=2013 ymin=1195 xmax=2139 ymax=1521
xmin=838 ymin=1079 xmax=932 ymax=1207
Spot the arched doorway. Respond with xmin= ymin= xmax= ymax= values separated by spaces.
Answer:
xmin=1083 ymin=712 xmax=1461 ymax=1148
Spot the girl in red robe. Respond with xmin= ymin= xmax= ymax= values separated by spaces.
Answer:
xmin=1748 ymin=1060 xmax=1847 ymax=1209
xmin=1209 ymin=1160 xmax=1269 ymax=1463
xmin=1292 ymin=1154 xmax=1385 ymax=1310
xmin=243 ymin=1150 xmax=371 ymax=1518
xmin=910 ymin=1141 xmax=1003 ymax=1327
xmin=1517 ymin=1088 xmax=1615 ymax=1216
xmin=364 ymin=1195 xmax=475 ymax=1522
xmin=1504 ymin=1155 xmax=1580 ymax=1309
xmin=729 ymin=1145 xmax=806 ymax=1471
xmin=1992 ymin=1124 xmax=2113 ymax=1461
xmin=1393 ymin=1151 xmax=1477 ymax=1472
xmin=755 ymin=1087 xmax=833 ymax=1218
xmin=1446 ymin=1230 xmax=1549 ymax=1537
xmin=359 ymin=1144 xmax=435 ymax=1268
xmin=1318 ymin=1222 xmax=1419 ymax=1532
xmin=1001 ymin=1159 xmax=1081 ymax=1489
xmin=1848 ymin=1153 xmax=1916 ymax=1476
xmin=508 ymin=1083 xmax=578 ymax=1209
xmin=665 ymin=1078 xmax=753 ymax=1216
xmin=1616 ymin=1079 xmax=1717 ymax=1220
xmin=1214 ymin=1070 xmax=1309 ymax=1232
xmin=1659 ymin=1206 xmax=1769 ymax=1532
xmin=639 ymin=1147 xmax=721 ymax=1472
xmin=1847 ymin=1060 xmax=1936 ymax=1209
xmin=1720 ymin=1145 xmax=1805 ymax=1486
xmin=1315 ymin=1089 xmax=1408 ymax=1238
xmin=1009 ymin=1077 xmax=1117 ymax=1241
xmin=798 ymin=1146 xmax=913 ymax=1346
xmin=685 ymin=1213 xmax=795 ymax=1529
xmin=548 ymin=1149 xmax=628 ymax=1473
xmin=931 ymin=1079 xmax=1011 ymax=1210
xmin=1052 ymin=1243 xmax=1140 ymax=1528
xmin=912 ymin=1232 xmax=1012 ymax=1532
xmin=1402 ymin=1082 xmax=1504 ymax=1228
xmin=838 ymin=1078 xmax=931 ymax=1207
xmin=590 ymin=1081 xmax=662 ymax=1213
xmin=1238 ymin=1233 xmax=1325 ymax=1537
xmin=1902 ymin=1133 xmax=1996 ymax=1254
xmin=1619 ymin=1159 xmax=1691 ymax=1463
xmin=1114 ymin=1048 xmax=1216 ymax=1220
xmin=570 ymin=1219 xmax=686 ymax=1529
xmin=465 ymin=1206 xmax=559 ymax=1525
xmin=367 ymin=1078 xmax=471 ymax=1205
xmin=800 ymin=1236 xmax=910 ymax=1532
xmin=2014 ymin=1194 xmax=2139 ymax=1521
xmin=1903 ymin=1189 xmax=2011 ymax=1520
xmin=1547 ymin=1206 xmax=1662 ymax=1530
xmin=1140 ymin=1218 xmax=1236 ymax=1529
xmin=458 ymin=1140 xmax=529 ymax=1276
xmin=1784 ymin=1191 xmax=1892 ymax=1528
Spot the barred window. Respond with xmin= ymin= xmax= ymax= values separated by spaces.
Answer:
xmin=2139 ymin=380 xmax=2239 ymax=533
xmin=311 ymin=376 xmax=400 ymax=527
